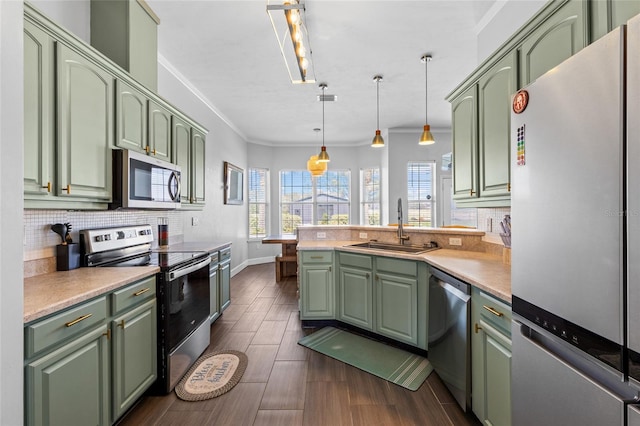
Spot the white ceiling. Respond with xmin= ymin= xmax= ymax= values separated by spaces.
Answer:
xmin=146 ymin=0 xmax=529 ymax=147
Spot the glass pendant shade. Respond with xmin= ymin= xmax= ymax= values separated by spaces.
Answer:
xmin=372 ymin=130 xmax=385 ymax=147
xmin=318 ymin=145 xmax=330 ymax=162
xmin=307 ymin=155 xmax=326 ymax=176
xmin=419 ymin=124 xmax=435 ymax=145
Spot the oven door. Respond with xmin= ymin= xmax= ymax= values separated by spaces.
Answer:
xmin=157 ymin=256 xmax=211 ymax=392
xmin=159 ymin=256 xmax=211 ymax=350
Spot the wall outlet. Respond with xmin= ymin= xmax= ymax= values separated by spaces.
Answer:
xmin=449 ymin=237 xmax=462 ymax=246
xmin=317 ymin=232 xmax=326 ymax=239
xmin=192 ymin=217 xmax=200 ymax=226
xmin=486 ymin=217 xmax=492 ymax=232
xmin=359 ymin=232 xmax=368 ymax=239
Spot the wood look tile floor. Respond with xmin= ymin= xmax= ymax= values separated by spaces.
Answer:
xmin=119 ymin=263 xmax=481 ymax=426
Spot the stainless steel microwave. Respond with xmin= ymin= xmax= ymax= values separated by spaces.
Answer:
xmin=109 ymin=149 xmax=181 ymax=209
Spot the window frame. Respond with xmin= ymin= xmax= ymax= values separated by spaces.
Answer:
xmin=278 ymin=169 xmax=351 ymax=235
xmin=248 ymin=167 xmax=269 ymax=239
xmin=406 ymin=161 xmax=436 ymax=228
xmin=360 ymin=167 xmax=381 ymax=226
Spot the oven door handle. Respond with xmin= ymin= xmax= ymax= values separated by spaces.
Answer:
xmin=167 ymin=257 xmax=211 ymax=281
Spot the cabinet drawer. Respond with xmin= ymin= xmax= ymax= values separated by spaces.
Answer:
xmin=219 ymin=247 xmax=231 ymax=262
xmin=111 ymin=276 xmax=156 ymax=315
xmin=339 ymin=252 xmax=372 ymax=269
xmin=25 ymin=296 xmax=108 ymax=358
xmin=473 ymin=289 xmax=512 ymax=336
xmin=301 ymin=250 xmax=333 ymax=264
xmin=376 ymin=256 xmax=417 ymax=276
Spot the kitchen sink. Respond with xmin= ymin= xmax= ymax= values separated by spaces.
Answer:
xmin=348 ymin=241 xmax=438 ymax=254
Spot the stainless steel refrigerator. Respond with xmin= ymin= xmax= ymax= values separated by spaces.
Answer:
xmin=511 ymin=14 xmax=640 ymax=425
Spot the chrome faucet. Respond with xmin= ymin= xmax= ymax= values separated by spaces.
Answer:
xmin=397 ymin=198 xmax=410 ymax=245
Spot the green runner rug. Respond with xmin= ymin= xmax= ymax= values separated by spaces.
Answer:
xmin=298 ymin=326 xmax=432 ymax=391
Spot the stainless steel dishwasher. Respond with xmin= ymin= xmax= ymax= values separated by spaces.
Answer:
xmin=428 ymin=266 xmax=471 ymax=412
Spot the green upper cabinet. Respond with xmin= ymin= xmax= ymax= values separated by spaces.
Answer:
xmin=24 ymin=21 xmax=55 ymax=201
xmin=519 ymin=0 xmax=588 ymax=86
xmin=452 ymin=85 xmax=478 ymax=201
xmin=57 ymin=44 xmax=113 ymax=201
xmin=172 ymin=115 xmax=192 ymax=204
xmin=478 ymin=51 xmax=517 ymax=200
xmin=173 ymin=115 xmax=207 ymax=208
xmin=191 ymin=128 xmax=206 ymax=206
xmin=591 ymin=0 xmax=640 ymax=41
xmin=148 ymin=100 xmax=172 ymax=162
xmin=90 ymin=0 xmax=159 ymax=91
xmin=116 ymin=80 xmax=147 ymax=153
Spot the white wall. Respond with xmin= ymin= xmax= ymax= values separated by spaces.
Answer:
xmin=157 ymin=62 xmax=250 ymax=272
xmin=476 ymin=0 xmax=547 ymax=63
xmin=1 ymin=1 xmax=25 ymax=424
xmin=29 ymin=0 xmax=90 ymax=42
xmin=386 ymin=129 xmax=452 ymax=226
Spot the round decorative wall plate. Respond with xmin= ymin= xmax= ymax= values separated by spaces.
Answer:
xmin=513 ymin=90 xmax=529 ymax=114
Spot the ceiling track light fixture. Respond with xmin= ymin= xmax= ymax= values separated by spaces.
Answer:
xmin=317 ymin=83 xmax=330 ymax=163
xmin=371 ymin=75 xmax=385 ymax=148
xmin=266 ymin=0 xmax=316 ymax=84
xmin=419 ymin=54 xmax=436 ymax=145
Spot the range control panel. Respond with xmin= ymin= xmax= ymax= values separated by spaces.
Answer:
xmin=80 ymin=225 xmax=154 ymax=254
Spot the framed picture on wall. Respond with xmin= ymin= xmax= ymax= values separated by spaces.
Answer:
xmin=224 ymin=161 xmax=244 ymax=205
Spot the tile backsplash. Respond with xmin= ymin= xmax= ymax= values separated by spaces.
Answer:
xmin=24 ymin=209 xmax=184 ymax=261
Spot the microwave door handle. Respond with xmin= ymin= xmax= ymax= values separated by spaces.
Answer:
xmin=167 ymin=257 xmax=211 ymax=281
xmin=168 ymin=171 xmax=180 ymax=202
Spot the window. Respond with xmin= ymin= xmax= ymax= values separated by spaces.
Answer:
xmin=279 ymin=170 xmax=350 ymax=234
xmin=407 ymin=162 xmax=435 ymax=227
xmin=361 ymin=167 xmax=381 ymax=225
xmin=248 ymin=168 xmax=268 ymax=238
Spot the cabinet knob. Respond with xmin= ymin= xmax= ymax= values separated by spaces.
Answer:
xmin=102 ymin=329 xmax=111 ymax=340
xmin=42 ymin=182 xmax=52 ymax=192
xmin=470 ymin=189 xmax=476 ymax=196
xmin=117 ymin=320 xmax=126 ymax=329
xmin=61 ymin=184 xmax=71 ymax=193
xmin=153 ymin=149 xmax=157 ymax=155
xmin=145 ymin=146 xmax=150 ymax=153
xmin=474 ymin=323 xmax=482 ymax=334
xmin=507 ymin=183 xmax=511 ymax=192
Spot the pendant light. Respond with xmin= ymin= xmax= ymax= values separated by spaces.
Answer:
xmin=306 ymin=128 xmax=326 ymax=176
xmin=371 ymin=75 xmax=385 ymax=148
xmin=419 ymin=54 xmax=435 ymax=145
xmin=317 ymin=83 xmax=330 ymax=162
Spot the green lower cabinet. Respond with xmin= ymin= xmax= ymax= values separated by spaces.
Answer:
xmin=111 ymin=299 xmax=157 ymax=422
xmin=299 ymin=251 xmax=334 ymax=320
xmin=26 ymin=324 xmax=110 ymax=426
xmin=210 ymin=260 xmax=220 ymax=323
xmin=375 ymin=271 xmax=418 ymax=345
xmin=338 ymin=265 xmax=372 ymax=329
xmin=471 ymin=289 xmax=512 ymax=426
xmin=300 ymin=264 xmax=335 ymax=319
xmin=219 ymin=259 xmax=231 ymax=312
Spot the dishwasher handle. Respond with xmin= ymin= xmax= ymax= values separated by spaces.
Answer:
xmin=430 ymin=275 xmax=471 ymax=303
xmin=429 ymin=266 xmax=471 ymax=296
